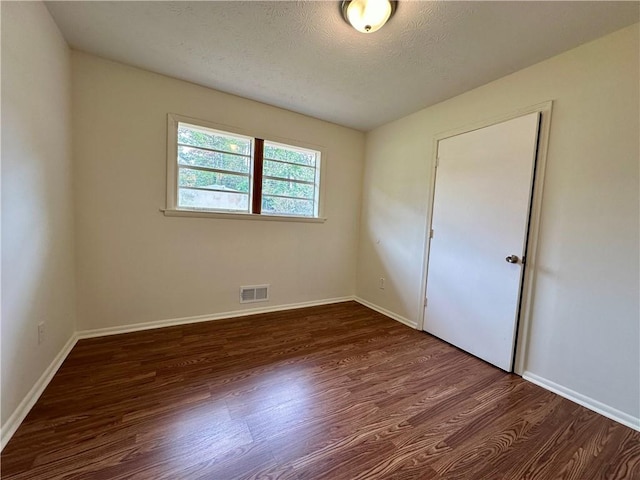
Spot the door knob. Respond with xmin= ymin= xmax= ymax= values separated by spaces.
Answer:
xmin=505 ymin=255 xmax=519 ymax=264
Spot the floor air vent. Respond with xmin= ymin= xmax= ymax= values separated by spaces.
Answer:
xmin=240 ymin=285 xmax=269 ymax=304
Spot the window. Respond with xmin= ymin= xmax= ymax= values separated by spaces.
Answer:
xmin=176 ymin=124 xmax=252 ymax=213
xmin=166 ymin=115 xmax=322 ymax=220
xmin=261 ymin=141 xmax=319 ymax=217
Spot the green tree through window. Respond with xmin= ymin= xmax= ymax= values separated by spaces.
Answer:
xmin=174 ymin=122 xmax=320 ymax=217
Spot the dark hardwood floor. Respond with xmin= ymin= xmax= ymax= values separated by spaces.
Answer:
xmin=2 ymin=301 xmax=639 ymax=479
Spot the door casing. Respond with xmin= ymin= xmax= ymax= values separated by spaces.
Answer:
xmin=416 ymin=101 xmax=554 ymax=375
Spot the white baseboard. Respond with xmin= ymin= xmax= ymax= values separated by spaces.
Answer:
xmin=76 ymin=296 xmax=355 ymax=339
xmin=1 ymin=296 xmax=354 ymax=451
xmin=354 ymin=296 xmax=418 ymax=329
xmin=523 ymin=371 xmax=640 ymax=432
xmin=22 ymin=299 xmax=637 ymax=457
xmin=0 ymin=297 xmax=406 ymax=453
xmin=1 ymin=333 xmax=79 ymax=451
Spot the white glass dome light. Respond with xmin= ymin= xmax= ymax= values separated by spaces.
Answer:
xmin=341 ymin=0 xmax=397 ymax=34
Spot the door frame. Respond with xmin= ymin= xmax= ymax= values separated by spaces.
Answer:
xmin=417 ymin=101 xmax=553 ymax=375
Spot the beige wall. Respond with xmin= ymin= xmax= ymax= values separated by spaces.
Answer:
xmin=3 ymin=3 xmax=637 ymax=441
xmin=72 ymin=52 xmax=365 ymax=331
xmin=1 ymin=2 xmax=76 ymax=429
xmin=357 ymin=24 xmax=639 ymax=419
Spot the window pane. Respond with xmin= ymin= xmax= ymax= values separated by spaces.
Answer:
xmin=262 ymin=196 xmax=314 ymax=216
xmin=263 ymin=159 xmax=316 ymax=182
xmin=178 ymin=146 xmax=249 ymax=173
xmin=179 ymin=168 xmax=249 ymax=193
xmin=262 ymin=178 xmax=314 ymax=199
xmin=179 ymin=188 xmax=249 ymax=212
xmin=178 ymin=123 xmax=251 ymax=155
xmin=264 ymin=143 xmax=316 ymax=167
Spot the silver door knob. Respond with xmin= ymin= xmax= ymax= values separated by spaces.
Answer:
xmin=505 ymin=255 xmax=519 ymax=264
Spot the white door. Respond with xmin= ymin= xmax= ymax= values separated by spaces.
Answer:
xmin=424 ymin=112 xmax=540 ymax=371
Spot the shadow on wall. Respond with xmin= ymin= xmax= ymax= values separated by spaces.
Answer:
xmin=359 ymin=182 xmax=427 ymax=324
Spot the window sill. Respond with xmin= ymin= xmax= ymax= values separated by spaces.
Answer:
xmin=161 ymin=209 xmax=327 ymax=223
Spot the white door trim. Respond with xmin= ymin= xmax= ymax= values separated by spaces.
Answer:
xmin=417 ymin=101 xmax=554 ymax=375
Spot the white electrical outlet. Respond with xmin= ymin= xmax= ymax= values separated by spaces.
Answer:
xmin=379 ymin=277 xmax=385 ymax=289
xmin=38 ymin=322 xmax=45 ymax=345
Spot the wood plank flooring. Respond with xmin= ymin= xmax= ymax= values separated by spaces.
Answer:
xmin=2 ymin=301 xmax=638 ymax=479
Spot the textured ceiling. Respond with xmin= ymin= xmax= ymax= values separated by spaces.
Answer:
xmin=46 ymin=1 xmax=639 ymax=131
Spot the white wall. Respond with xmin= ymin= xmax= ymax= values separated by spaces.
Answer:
xmin=357 ymin=24 xmax=639 ymax=420
xmin=1 ymin=2 xmax=76 ymax=428
xmin=72 ymin=52 xmax=365 ymax=331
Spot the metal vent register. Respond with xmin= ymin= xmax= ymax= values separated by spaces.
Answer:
xmin=240 ymin=285 xmax=269 ymax=304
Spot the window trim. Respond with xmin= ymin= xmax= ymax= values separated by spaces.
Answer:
xmin=165 ymin=113 xmax=327 ymax=222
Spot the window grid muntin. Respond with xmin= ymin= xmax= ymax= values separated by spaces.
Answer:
xmin=263 ymin=156 xmax=316 ymax=168
xmin=178 ymin=164 xmax=251 ymax=178
xmin=263 ymin=193 xmax=315 ymax=202
xmin=177 ymin=143 xmax=252 ymax=159
xmin=176 ymin=122 xmax=254 ymax=213
xmin=172 ymin=119 xmax=321 ymax=218
xmin=261 ymin=195 xmax=315 ymax=217
xmin=263 ymin=159 xmax=316 ymax=183
xmin=178 ymin=167 xmax=251 ymax=192
xmin=262 ymin=141 xmax=320 ymax=217
xmin=179 ymin=185 xmax=249 ymax=195
xmin=178 ymin=122 xmax=252 ymax=156
xmin=177 ymin=146 xmax=251 ymax=176
xmin=263 ymin=142 xmax=317 ymax=167
xmin=262 ymin=175 xmax=316 ymax=186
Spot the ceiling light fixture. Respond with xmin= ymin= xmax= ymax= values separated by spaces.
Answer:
xmin=341 ymin=0 xmax=397 ymax=34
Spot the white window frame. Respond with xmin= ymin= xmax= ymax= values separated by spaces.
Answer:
xmin=164 ymin=113 xmax=326 ymax=223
